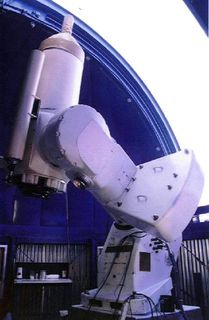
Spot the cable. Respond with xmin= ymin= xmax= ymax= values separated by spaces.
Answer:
xmin=85 ymin=234 xmax=193 ymax=320
xmin=163 ymin=242 xmax=190 ymax=320
xmin=84 ymin=244 xmax=120 ymax=319
xmin=181 ymin=242 xmax=209 ymax=270
xmin=135 ymin=293 xmax=169 ymax=320
xmin=132 ymin=293 xmax=155 ymax=319
xmin=126 ymin=293 xmax=166 ymax=320
xmin=85 ymin=231 xmax=148 ymax=320
xmin=95 ymin=231 xmax=145 ymax=297
xmin=16 ymin=246 xmax=35 ymax=263
xmin=85 ymin=231 xmax=137 ymax=318
xmin=112 ymin=236 xmax=135 ymax=320
xmin=111 ymin=232 xmax=148 ymax=319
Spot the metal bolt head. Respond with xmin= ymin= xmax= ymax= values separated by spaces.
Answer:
xmin=153 ymin=215 xmax=159 ymax=221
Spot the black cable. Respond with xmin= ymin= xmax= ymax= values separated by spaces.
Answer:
xmin=149 ymin=296 xmax=165 ymax=320
xmin=90 ymin=233 xmax=188 ymax=320
xmin=164 ymin=242 xmax=190 ymax=320
xmin=128 ymin=292 xmax=168 ymax=320
xmin=112 ymin=236 xmax=135 ymax=320
xmin=95 ymin=231 xmax=146 ymax=298
xmin=111 ymin=232 xmax=149 ymax=319
xmin=138 ymin=293 xmax=167 ymax=320
xmin=111 ymin=232 xmax=148 ymax=319
xmin=84 ymin=244 xmax=121 ymax=319
xmin=133 ymin=293 xmax=155 ymax=319
xmin=129 ymin=240 xmax=187 ymax=320
xmin=16 ymin=246 xmax=35 ymax=263
xmin=85 ymin=231 xmax=145 ymax=319
xmin=85 ymin=231 xmax=149 ymax=320
xmin=181 ymin=242 xmax=209 ymax=270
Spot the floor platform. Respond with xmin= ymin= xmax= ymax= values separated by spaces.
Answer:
xmin=71 ymin=305 xmax=203 ymax=320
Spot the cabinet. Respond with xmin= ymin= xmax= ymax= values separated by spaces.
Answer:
xmin=13 ymin=261 xmax=71 ymax=320
xmin=13 ymin=242 xmax=91 ymax=309
xmin=13 ymin=279 xmax=72 ymax=320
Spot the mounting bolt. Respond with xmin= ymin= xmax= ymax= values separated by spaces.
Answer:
xmin=153 ymin=215 xmax=159 ymax=221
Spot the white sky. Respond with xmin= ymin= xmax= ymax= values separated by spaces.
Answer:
xmin=53 ymin=0 xmax=209 ymax=206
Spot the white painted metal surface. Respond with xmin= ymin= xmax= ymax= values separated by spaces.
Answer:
xmin=41 ymin=104 xmax=204 ymax=241
xmin=7 ymin=50 xmax=45 ymax=160
xmin=8 ymin=16 xmax=85 ymax=192
xmin=81 ymin=224 xmax=181 ymax=315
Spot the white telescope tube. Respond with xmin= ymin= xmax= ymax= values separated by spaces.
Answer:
xmin=37 ymin=15 xmax=85 ymax=115
xmin=7 ymin=50 xmax=45 ymax=160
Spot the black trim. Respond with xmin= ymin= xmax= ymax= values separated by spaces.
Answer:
xmin=114 ymin=223 xmax=134 ymax=230
xmin=105 ymin=245 xmax=133 ymax=253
